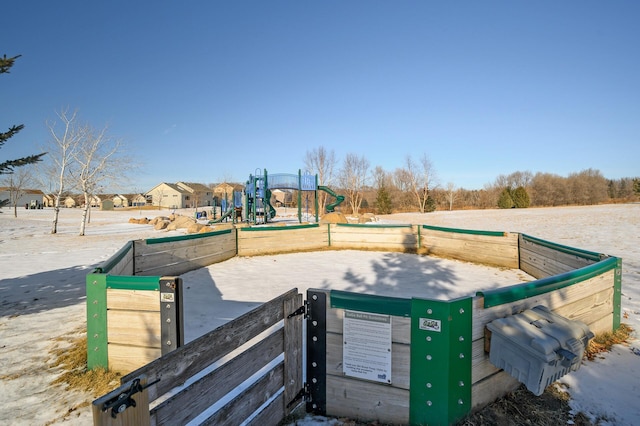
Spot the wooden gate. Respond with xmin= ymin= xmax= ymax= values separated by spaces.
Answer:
xmin=93 ymin=288 xmax=303 ymax=425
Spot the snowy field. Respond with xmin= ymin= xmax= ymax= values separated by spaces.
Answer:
xmin=0 ymin=204 xmax=638 ymax=425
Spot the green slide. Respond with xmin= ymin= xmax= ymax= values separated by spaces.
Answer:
xmin=265 ymin=188 xmax=277 ymax=220
xmin=318 ymin=185 xmax=345 ymax=212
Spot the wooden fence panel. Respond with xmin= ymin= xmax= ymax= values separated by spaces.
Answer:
xmin=134 ymin=230 xmax=236 ymax=276
xmin=329 ymin=224 xmax=418 ymax=252
xmin=120 ymin=288 xmax=299 ymax=406
xmin=421 ymin=228 xmax=519 ymax=268
xmin=519 ymin=235 xmax=598 ymax=278
xmin=151 ymin=329 xmax=285 ymax=425
xmin=237 ymin=225 xmax=327 ymax=256
xmin=326 ymin=375 xmax=410 ymax=424
xmin=470 ymin=268 xmax=616 ymax=409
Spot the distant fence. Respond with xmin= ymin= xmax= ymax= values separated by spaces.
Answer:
xmin=88 ymin=221 xmax=621 ymax=425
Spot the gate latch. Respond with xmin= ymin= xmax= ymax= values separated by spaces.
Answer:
xmin=102 ymin=377 xmax=160 ymax=418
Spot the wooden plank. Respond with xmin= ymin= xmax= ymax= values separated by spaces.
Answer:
xmin=92 ymin=376 xmax=150 ymax=426
xmin=202 ymin=362 xmax=285 ymax=426
xmin=471 ymin=339 xmax=500 ymax=384
xmin=471 ymin=270 xmax=615 ymax=340
xmin=107 ymin=289 xmax=159 ymax=311
xmin=326 ymin=332 xmax=411 ymax=390
xmin=247 ymin=393 xmax=285 ymax=426
xmin=326 ymin=305 xmax=411 ymax=344
xmin=107 ymin=310 xmax=161 ymax=347
xmin=121 ymin=288 xmax=299 ymax=402
xmin=421 ymin=231 xmax=519 ymax=268
xmin=237 ymin=227 xmax=328 ymax=256
xmin=134 ymin=233 xmax=236 ymax=276
xmin=108 ymin=344 xmax=161 ymax=374
xmin=284 ymin=292 xmax=303 ymax=415
xmin=325 ymin=374 xmax=410 ymax=424
xmin=519 ymin=237 xmax=596 ymax=278
xmin=151 ymin=328 xmax=284 ymax=425
xmin=471 ymin=370 xmax=521 ymax=409
xmin=135 ymin=240 xmax=236 ymax=276
xmin=329 ymin=226 xmax=418 ymax=252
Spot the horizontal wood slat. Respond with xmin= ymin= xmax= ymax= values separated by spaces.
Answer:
xmin=121 ymin=288 xmax=298 ymax=402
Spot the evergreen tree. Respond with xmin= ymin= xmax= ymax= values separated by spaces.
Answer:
xmin=375 ymin=184 xmax=393 ymax=214
xmin=1 ymin=54 xmax=46 ymax=208
xmin=634 ymin=178 xmax=640 ymax=197
xmin=497 ymin=188 xmax=514 ymax=209
xmin=425 ymin=195 xmax=436 ymax=212
xmin=512 ymin=186 xmax=530 ymax=208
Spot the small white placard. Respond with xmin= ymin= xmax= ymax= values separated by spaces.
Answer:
xmin=342 ymin=310 xmax=392 ymax=384
xmin=160 ymin=292 xmax=175 ymax=303
xmin=419 ymin=317 xmax=441 ymax=332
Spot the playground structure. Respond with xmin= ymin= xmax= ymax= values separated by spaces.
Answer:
xmin=209 ymin=169 xmax=345 ymax=226
xmin=88 ymin=222 xmax=621 ymax=425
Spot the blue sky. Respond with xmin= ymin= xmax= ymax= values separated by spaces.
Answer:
xmin=2 ymin=1 xmax=638 ymax=191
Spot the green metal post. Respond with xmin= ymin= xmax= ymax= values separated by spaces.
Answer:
xmin=613 ymin=257 xmax=622 ymax=330
xmin=315 ymin=174 xmax=319 ymax=223
xmin=410 ymin=297 xmax=472 ymax=425
xmin=298 ymin=169 xmax=302 ymax=224
xmin=86 ymin=273 xmax=108 ymax=370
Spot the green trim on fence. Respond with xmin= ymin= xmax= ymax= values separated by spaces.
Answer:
xmin=521 ymin=233 xmax=602 ymax=261
xmin=330 ymin=290 xmax=411 ymax=317
xmin=478 ymin=256 xmax=619 ymax=308
xmin=336 ymin=223 xmax=414 ymax=229
xmin=239 ymin=223 xmax=320 ymax=232
xmin=145 ymin=228 xmax=233 ymax=244
xmin=327 ymin=223 xmax=331 ymax=247
xmin=106 ymin=275 xmax=160 ymax=291
xmin=613 ymin=257 xmax=622 ymax=330
xmin=421 ymin=224 xmax=506 ymax=237
xmin=95 ymin=241 xmax=133 ymax=274
xmin=410 ymin=297 xmax=472 ymax=425
xmin=86 ymin=273 xmax=108 ymax=370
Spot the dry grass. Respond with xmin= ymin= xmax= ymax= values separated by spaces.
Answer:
xmin=584 ymin=323 xmax=633 ymax=360
xmin=49 ymin=328 xmax=122 ymax=398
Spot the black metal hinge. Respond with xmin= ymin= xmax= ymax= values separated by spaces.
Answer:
xmin=286 ymin=382 xmax=310 ymax=409
xmin=287 ymin=302 xmax=307 ymax=319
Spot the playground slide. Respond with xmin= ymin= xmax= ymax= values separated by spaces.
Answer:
xmin=264 ymin=188 xmax=277 ymax=219
xmin=208 ymin=208 xmax=234 ymax=224
xmin=318 ymin=185 xmax=345 ymax=212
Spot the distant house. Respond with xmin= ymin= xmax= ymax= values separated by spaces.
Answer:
xmin=213 ymin=183 xmax=243 ymax=203
xmin=63 ymin=195 xmax=78 ymax=208
xmin=146 ymin=182 xmax=213 ymax=209
xmin=146 ymin=183 xmax=189 ymax=209
xmin=113 ymin=194 xmax=129 ymax=208
xmin=43 ymin=194 xmax=56 ymax=207
xmin=0 ymin=187 xmax=44 ymax=208
xmin=176 ymin=182 xmax=214 ymax=207
xmin=128 ymin=193 xmax=147 ymax=207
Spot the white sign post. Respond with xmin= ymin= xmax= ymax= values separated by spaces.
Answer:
xmin=342 ymin=310 xmax=392 ymax=384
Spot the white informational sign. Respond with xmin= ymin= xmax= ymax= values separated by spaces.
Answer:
xmin=342 ymin=310 xmax=392 ymax=384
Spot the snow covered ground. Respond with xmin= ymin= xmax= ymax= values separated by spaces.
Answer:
xmin=0 ymin=204 xmax=638 ymax=425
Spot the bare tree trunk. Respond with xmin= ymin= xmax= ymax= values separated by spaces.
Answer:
xmin=80 ymin=194 xmax=90 ymax=236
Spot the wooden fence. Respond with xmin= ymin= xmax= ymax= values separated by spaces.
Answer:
xmin=89 ymin=222 xmax=621 ymax=425
xmin=92 ymin=289 xmax=303 ymax=426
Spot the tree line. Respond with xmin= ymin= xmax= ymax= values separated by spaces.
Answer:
xmin=303 ymin=147 xmax=639 ymax=215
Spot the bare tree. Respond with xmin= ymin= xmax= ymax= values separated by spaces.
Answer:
xmin=71 ymin=124 xmax=128 ymax=235
xmin=1 ymin=166 xmax=34 ymax=217
xmin=304 ymin=146 xmax=337 ymax=213
xmin=398 ymin=154 xmax=438 ymax=213
xmin=338 ymin=153 xmax=369 ymax=214
xmin=41 ymin=109 xmax=82 ymax=234
xmin=445 ymin=182 xmax=458 ymax=211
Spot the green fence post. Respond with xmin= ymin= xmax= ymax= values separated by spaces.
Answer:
xmin=410 ymin=297 xmax=472 ymax=425
xmin=86 ymin=273 xmax=108 ymax=370
xmin=613 ymin=257 xmax=622 ymax=330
